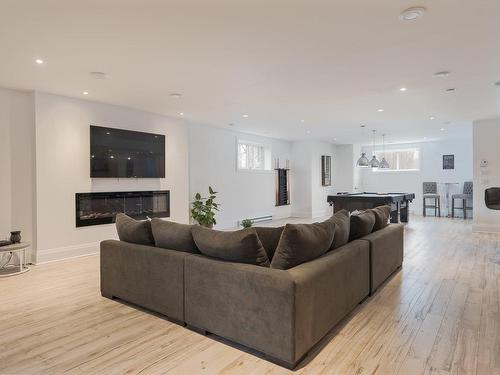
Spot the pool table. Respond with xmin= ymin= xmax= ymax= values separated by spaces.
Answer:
xmin=327 ymin=192 xmax=416 ymax=223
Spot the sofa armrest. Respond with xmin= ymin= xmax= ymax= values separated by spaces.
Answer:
xmin=360 ymin=224 xmax=404 ymax=294
xmin=288 ymin=239 xmax=370 ymax=360
xmin=100 ymin=240 xmax=189 ymax=323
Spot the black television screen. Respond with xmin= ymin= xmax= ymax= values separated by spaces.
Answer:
xmin=90 ymin=126 xmax=165 ymax=178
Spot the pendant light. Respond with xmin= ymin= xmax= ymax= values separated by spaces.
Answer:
xmin=356 ymin=125 xmax=370 ymax=167
xmin=380 ymin=133 xmax=390 ymax=169
xmin=370 ymin=130 xmax=380 ymax=168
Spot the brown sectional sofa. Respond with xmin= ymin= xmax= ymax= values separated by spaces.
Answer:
xmin=100 ymin=223 xmax=404 ymax=369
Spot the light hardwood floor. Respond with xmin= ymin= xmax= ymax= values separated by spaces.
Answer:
xmin=0 ymin=216 xmax=499 ymax=375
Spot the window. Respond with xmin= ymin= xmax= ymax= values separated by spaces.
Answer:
xmin=373 ymin=148 xmax=420 ymax=171
xmin=237 ymin=139 xmax=272 ymax=171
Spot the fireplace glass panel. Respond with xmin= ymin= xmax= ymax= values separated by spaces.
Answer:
xmin=76 ymin=190 xmax=170 ymax=227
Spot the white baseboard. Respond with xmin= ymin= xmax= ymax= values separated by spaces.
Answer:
xmin=472 ymin=223 xmax=500 ymax=233
xmin=36 ymin=242 xmax=100 ymax=264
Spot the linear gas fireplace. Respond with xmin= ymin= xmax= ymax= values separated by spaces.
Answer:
xmin=76 ymin=190 xmax=170 ymax=227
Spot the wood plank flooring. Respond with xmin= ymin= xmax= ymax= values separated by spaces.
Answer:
xmin=0 ymin=216 xmax=499 ymax=374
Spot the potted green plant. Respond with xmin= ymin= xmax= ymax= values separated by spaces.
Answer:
xmin=241 ymin=219 xmax=253 ymax=228
xmin=191 ymin=186 xmax=219 ymax=228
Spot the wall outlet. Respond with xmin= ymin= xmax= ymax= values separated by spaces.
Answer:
xmin=480 ymin=159 xmax=488 ymax=168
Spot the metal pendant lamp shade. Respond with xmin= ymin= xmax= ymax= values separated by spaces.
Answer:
xmin=356 ymin=153 xmax=370 ymax=167
xmin=370 ymin=155 xmax=380 ymax=168
xmin=379 ymin=133 xmax=391 ymax=169
xmin=370 ymin=130 xmax=380 ymax=168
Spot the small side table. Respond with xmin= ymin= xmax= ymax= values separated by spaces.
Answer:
xmin=0 ymin=242 xmax=30 ymax=277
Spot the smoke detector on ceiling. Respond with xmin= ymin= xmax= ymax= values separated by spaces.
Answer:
xmin=400 ymin=7 xmax=426 ymax=21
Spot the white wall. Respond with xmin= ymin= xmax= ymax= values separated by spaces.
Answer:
xmin=358 ymin=138 xmax=473 ymax=216
xmin=189 ymin=124 xmax=292 ymax=229
xmin=34 ymin=92 xmax=189 ymax=262
xmin=291 ymin=140 xmax=346 ymax=218
xmin=472 ymin=119 xmax=500 ymax=232
xmin=0 ymin=88 xmax=36 ymax=261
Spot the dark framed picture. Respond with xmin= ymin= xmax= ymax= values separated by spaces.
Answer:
xmin=321 ymin=155 xmax=331 ymax=186
xmin=443 ymin=154 xmax=454 ymax=170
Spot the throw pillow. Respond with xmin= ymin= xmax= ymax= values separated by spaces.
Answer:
xmin=191 ymin=226 xmax=270 ymax=267
xmin=349 ymin=210 xmax=376 ymax=241
xmin=151 ymin=218 xmax=199 ymax=253
xmin=254 ymin=226 xmax=284 ymax=260
xmin=271 ymin=220 xmax=336 ymax=270
xmin=371 ymin=205 xmax=391 ymax=231
xmin=327 ymin=209 xmax=350 ymax=250
xmin=115 ymin=213 xmax=154 ymax=245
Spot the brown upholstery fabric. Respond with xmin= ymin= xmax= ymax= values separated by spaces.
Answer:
xmin=327 ymin=209 xmax=350 ymax=250
xmin=349 ymin=210 xmax=376 ymax=241
xmin=151 ymin=218 xmax=199 ymax=253
xmin=100 ymin=240 xmax=187 ymax=322
xmin=192 ymin=226 xmax=270 ymax=267
xmin=360 ymin=224 xmax=404 ymax=294
xmin=115 ymin=213 xmax=154 ymax=245
xmin=371 ymin=205 xmax=391 ymax=231
xmin=271 ymin=221 xmax=335 ymax=270
xmin=184 ymin=240 xmax=370 ymax=367
xmin=255 ymin=226 xmax=284 ymax=260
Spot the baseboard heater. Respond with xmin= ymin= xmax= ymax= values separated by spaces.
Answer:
xmin=238 ymin=215 xmax=273 ymax=227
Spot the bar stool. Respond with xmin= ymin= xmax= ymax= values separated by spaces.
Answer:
xmin=452 ymin=181 xmax=473 ymax=219
xmin=423 ymin=182 xmax=441 ymax=217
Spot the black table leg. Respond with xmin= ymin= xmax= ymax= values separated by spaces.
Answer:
xmin=390 ymin=202 xmax=399 ymax=223
xmin=400 ymin=200 xmax=409 ymax=223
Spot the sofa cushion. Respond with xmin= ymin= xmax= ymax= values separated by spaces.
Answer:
xmin=254 ymin=226 xmax=284 ymax=260
xmin=115 ymin=213 xmax=154 ymax=245
xmin=151 ymin=218 xmax=199 ymax=253
xmin=271 ymin=221 xmax=335 ymax=270
xmin=349 ymin=210 xmax=376 ymax=241
xmin=192 ymin=226 xmax=270 ymax=267
xmin=371 ymin=205 xmax=391 ymax=231
xmin=327 ymin=210 xmax=350 ymax=250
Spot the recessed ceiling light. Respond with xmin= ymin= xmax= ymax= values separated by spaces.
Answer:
xmin=90 ymin=71 xmax=107 ymax=80
xmin=446 ymin=88 xmax=456 ymax=92
xmin=434 ymin=71 xmax=451 ymax=77
xmin=242 ymin=114 xmax=249 ymax=118
xmin=430 ymin=116 xmax=435 ymax=120
xmin=35 ymin=59 xmax=44 ymax=64
xmin=440 ymin=128 xmax=445 ymax=131
xmin=400 ymin=87 xmax=407 ymax=92
xmin=179 ymin=112 xmax=184 ymax=116
xmin=399 ymin=7 xmax=426 ymax=21
xmin=377 ymin=109 xmax=384 ymax=112
xmin=333 ymin=138 xmax=337 ymax=141
xmin=306 ymin=130 xmax=311 ymax=134
xmin=170 ymin=93 xmax=182 ymax=98
xmin=83 ymin=91 xmax=89 ymax=95
xmin=300 ymin=119 xmax=305 ymax=123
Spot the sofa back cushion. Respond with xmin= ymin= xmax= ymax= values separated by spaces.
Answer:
xmin=271 ymin=221 xmax=336 ymax=270
xmin=327 ymin=210 xmax=350 ymax=250
xmin=371 ymin=205 xmax=391 ymax=231
xmin=192 ymin=226 xmax=270 ymax=267
xmin=254 ymin=226 xmax=284 ymax=260
xmin=115 ymin=213 xmax=154 ymax=245
xmin=151 ymin=218 xmax=199 ymax=253
xmin=349 ymin=210 xmax=376 ymax=241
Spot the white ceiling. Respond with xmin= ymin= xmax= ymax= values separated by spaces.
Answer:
xmin=1 ymin=0 xmax=499 ymax=144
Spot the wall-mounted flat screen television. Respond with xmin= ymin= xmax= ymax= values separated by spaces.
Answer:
xmin=90 ymin=125 xmax=165 ymax=178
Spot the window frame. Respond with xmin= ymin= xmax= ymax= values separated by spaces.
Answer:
xmin=235 ymin=138 xmax=273 ymax=173
xmin=372 ymin=148 xmax=421 ymax=172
